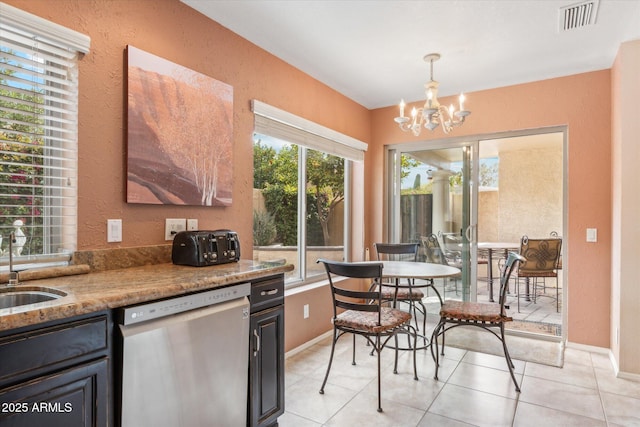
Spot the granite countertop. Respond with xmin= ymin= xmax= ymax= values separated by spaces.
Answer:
xmin=0 ymin=260 xmax=293 ymax=332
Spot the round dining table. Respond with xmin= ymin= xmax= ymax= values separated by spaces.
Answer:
xmin=379 ymin=260 xmax=460 ymax=281
xmin=370 ymin=260 xmax=460 ymax=351
xmin=378 ymin=260 xmax=461 ymax=306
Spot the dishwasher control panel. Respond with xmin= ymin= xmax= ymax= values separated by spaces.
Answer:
xmin=120 ymin=283 xmax=250 ymax=325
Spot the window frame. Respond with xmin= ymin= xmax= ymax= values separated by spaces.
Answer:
xmin=251 ymin=100 xmax=366 ymax=288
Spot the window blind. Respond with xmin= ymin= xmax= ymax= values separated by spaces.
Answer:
xmin=0 ymin=2 xmax=90 ymax=267
xmin=251 ymin=100 xmax=368 ymax=162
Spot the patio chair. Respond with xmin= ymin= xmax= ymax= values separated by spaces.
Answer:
xmin=421 ymin=234 xmax=461 ymax=297
xmin=432 ymin=251 xmax=525 ymax=392
xmin=316 ymin=259 xmax=417 ymax=412
xmin=515 ymin=235 xmax=562 ymax=312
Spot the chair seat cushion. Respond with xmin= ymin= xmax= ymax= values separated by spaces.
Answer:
xmin=335 ymin=307 xmax=412 ymax=333
xmin=440 ymin=300 xmax=513 ymax=323
xmin=374 ymin=284 xmax=424 ymax=300
xmin=518 ymin=271 xmax=557 ymax=278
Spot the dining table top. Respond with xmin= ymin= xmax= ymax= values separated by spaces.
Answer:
xmin=376 ymin=260 xmax=461 ymax=279
xmin=478 ymin=242 xmax=520 ymax=250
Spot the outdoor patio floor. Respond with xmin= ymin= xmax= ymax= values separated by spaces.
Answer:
xmin=421 ymin=275 xmax=562 ymax=337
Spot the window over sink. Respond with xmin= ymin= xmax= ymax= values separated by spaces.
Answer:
xmin=0 ymin=3 xmax=90 ymax=270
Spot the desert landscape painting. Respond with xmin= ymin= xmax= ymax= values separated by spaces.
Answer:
xmin=127 ymin=45 xmax=233 ymax=206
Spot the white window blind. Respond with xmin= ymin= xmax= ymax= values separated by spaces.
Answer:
xmin=0 ymin=2 xmax=90 ymax=268
xmin=251 ymin=100 xmax=368 ymax=162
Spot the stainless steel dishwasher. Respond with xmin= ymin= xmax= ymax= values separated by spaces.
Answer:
xmin=117 ymin=283 xmax=250 ymax=427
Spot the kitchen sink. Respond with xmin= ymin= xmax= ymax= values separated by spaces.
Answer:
xmin=0 ymin=286 xmax=67 ymax=309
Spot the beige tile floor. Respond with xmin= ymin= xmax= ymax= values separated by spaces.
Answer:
xmin=282 ymin=333 xmax=640 ymax=426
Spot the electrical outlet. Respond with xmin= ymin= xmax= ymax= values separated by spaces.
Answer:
xmin=107 ymin=219 xmax=122 ymax=242
xmin=165 ymin=218 xmax=186 ymax=240
xmin=187 ymin=218 xmax=198 ymax=231
xmin=303 ymin=304 xmax=309 ymax=319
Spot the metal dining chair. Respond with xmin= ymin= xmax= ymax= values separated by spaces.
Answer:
xmin=372 ymin=243 xmax=428 ymax=336
xmin=421 ymin=234 xmax=462 ymax=297
xmin=431 ymin=251 xmax=525 ymax=392
xmin=515 ymin=235 xmax=562 ymax=312
xmin=316 ymin=259 xmax=418 ymax=413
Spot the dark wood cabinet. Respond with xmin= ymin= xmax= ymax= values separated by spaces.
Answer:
xmin=249 ymin=275 xmax=285 ymax=427
xmin=0 ymin=312 xmax=111 ymax=427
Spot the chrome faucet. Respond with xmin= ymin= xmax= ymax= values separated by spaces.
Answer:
xmin=7 ymin=232 xmax=18 ymax=286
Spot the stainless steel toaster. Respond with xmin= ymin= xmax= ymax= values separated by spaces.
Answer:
xmin=171 ymin=230 xmax=241 ymax=266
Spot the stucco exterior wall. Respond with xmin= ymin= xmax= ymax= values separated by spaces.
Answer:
xmin=498 ymin=146 xmax=563 ymax=242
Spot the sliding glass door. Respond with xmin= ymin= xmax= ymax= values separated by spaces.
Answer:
xmin=388 ymin=142 xmax=478 ymax=301
xmin=387 ymin=130 xmax=565 ymax=338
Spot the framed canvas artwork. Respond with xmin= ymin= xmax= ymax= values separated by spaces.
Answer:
xmin=126 ymin=45 xmax=233 ymax=206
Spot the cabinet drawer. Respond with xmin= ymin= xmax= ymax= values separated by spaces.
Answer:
xmin=0 ymin=314 xmax=109 ymax=387
xmin=250 ymin=275 xmax=284 ymax=313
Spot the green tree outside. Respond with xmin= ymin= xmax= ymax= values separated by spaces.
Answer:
xmin=253 ymin=138 xmax=344 ymax=247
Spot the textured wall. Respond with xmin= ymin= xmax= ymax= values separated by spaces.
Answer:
xmin=498 ymin=146 xmax=563 ymax=242
xmin=3 ymin=0 xmax=370 ymax=253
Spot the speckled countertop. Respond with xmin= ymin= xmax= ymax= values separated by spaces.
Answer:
xmin=0 ymin=259 xmax=293 ymax=332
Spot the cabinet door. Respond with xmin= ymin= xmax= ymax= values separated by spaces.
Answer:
xmin=0 ymin=358 xmax=108 ymax=427
xmin=249 ymin=306 xmax=284 ymax=427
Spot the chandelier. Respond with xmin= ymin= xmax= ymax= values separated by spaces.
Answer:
xmin=394 ymin=53 xmax=470 ymax=135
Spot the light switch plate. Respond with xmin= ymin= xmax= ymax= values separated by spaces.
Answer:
xmin=107 ymin=219 xmax=122 ymax=243
xmin=187 ymin=218 xmax=198 ymax=231
xmin=586 ymin=228 xmax=597 ymax=242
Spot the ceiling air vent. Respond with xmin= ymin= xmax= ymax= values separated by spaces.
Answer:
xmin=559 ymin=0 xmax=599 ymax=31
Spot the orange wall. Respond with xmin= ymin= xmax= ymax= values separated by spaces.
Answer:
xmin=4 ymin=0 xmax=371 ymax=254
xmin=370 ymin=72 xmax=612 ymax=347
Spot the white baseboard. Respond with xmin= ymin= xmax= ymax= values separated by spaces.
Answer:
xmin=285 ymin=330 xmax=332 ymax=359
xmin=565 ymin=341 xmax=609 ymax=354
xmin=566 ymin=341 xmax=640 ymax=381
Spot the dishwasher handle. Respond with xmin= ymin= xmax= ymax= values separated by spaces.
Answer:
xmin=253 ymin=329 xmax=260 ymax=357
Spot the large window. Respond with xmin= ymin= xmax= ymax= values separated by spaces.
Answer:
xmin=251 ymin=100 xmax=366 ymax=287
xmin=0 ymin=3 xmax=89 ymax=270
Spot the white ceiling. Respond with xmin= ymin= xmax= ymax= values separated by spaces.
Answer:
xmin=181 ymin=0 xmax=640 ymax=110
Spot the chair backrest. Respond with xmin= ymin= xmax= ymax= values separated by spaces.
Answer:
xmin=499 ymin=252 xmax=526 ymax=311
xmin=420 ymin=235 xmax=449 ymax=266
xmin=518 ymin=236 xmax=562 ymax=274
xmin=440 ymin=232 xmax=462 ymax=254
xmin=317 ymin=259 xmax=384 ymax=324
xmin=373 ymin=242 xmax=418 ymax=262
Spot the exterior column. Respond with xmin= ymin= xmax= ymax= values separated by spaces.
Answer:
xmin=431 ymin=170 xmax=453 ymax=236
